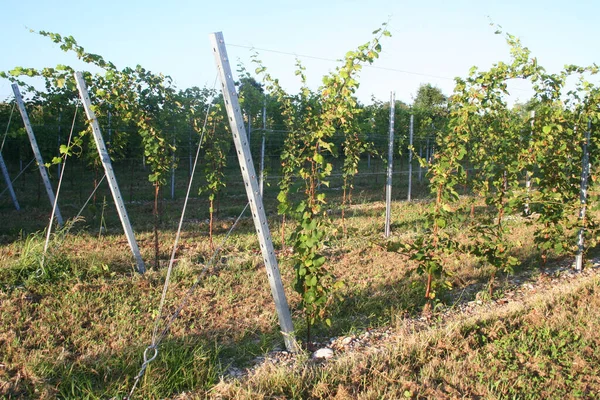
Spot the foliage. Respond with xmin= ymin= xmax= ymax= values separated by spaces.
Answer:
xmin=412 ymin=83 xmax=448 ymax=137
xmin=449 ymin=35 xmax=534 ymax=291
xmin=236 ymin=64 xmax=265 ymax=135
xmin=254 ymin=25 xmax=391 ymax=341
xmin=199 ymin=101 xmax=230 ymax=249
xmin=528 ymin=73 xmax=600 ymax=263
xmin=394 ymin=111 xmax=467 ymax=300
xmin=256 ymin=58 xmax=339 ymax=341
xmin=443 ymin=29 xmax=600 ymax=293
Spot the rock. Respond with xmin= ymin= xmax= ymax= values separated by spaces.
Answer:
xmin=341 ymin=336 xmax=354 ymax=346
xmin=312 ymin=347 xmax=334 ymax=360
xmin=226 ymin=367 xmax=244 ymax=378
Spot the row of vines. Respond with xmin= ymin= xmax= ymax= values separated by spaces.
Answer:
xmin=396 ymin=30 xmax=600 ymax=305
xmin=1 ymin=27 xmax=599 ymax=343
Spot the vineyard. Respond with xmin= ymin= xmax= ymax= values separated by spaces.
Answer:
xmin=1 ymin=26 xmax=600 ymax=399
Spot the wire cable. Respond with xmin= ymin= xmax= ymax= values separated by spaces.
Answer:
xmin=227 ymin=42 xmax=533 ymax=92
xmin=41 ymin=105 xmax=79 ymax=267
xmin=228 ymin=43 xmax=455 ymax=81
xmin=126 ymin=201 xmax=249 ymax=399
xmin=151 ymin=75 xmax=218 ymax=346
xmin=71 ymin=174 xmax=106 ymax=224
xmin=128 ymin=74 xmax=220 ymax=399
xmin=1 ymin=102 xmax=16 ymax=154
xmin=0 ymin=157 xmax=34 ymax=198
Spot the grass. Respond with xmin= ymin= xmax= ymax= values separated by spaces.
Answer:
xmin=1 ymin=172 xmax=598 ymax=398
xmin=211 ymin=271 xmax=600 ymax=399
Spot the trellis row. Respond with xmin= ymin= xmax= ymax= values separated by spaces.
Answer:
xmin=384 ymin=91 xmax=395 ymax=238
xmin=210 ymin=31 xmax=297 ymax=352
xmin=74 ymin=72 xmax=146 ymax=274
xmin=12 ymin=84 xmax=63 ymax=226
xmin=0 ymin=152 xmax=19 ymax=210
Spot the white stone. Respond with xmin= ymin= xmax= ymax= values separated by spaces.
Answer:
xmin=312 ymin=348 xmax=334 ymax=359
xmin=341 ymin=336 xmax=354 ymax=346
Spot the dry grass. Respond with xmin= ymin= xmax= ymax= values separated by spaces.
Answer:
xmin=0 ymin=190 xmax=598 ymax=399
xmin=210 ymin=271 xmax=600 ymax=399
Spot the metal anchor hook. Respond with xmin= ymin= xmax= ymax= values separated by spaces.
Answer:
xmin=125 ymin=345 xmax=159 ymax=399
xmin=135 ymin=345 xmax=158 ymax=379
xmin=143 ymin=345 xmax=159 ymax=365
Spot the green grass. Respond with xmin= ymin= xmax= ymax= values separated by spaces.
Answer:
xmin=1 ymin=178 xmax=598 ymax=398
xmin=212 ymin=274 xmax=600 ymax=399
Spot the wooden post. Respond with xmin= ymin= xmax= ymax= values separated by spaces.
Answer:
xmin=247 ymin=114 xmax=252 ymax=142
xmin=210 ymin=32 xmax=297 ymax=352
xmin=57 ymin=111 xmax=62 ymax=178
xmin=408 ymin=114 xmax=414 ymax=201
xmin=171 ymin=137 xmax=176 ymax=200
xmin=418 ymin=144 xmax=423 ymax=183
xmin=384 ymin=92 xmax=395 ymax=238
xmin=107 ymin=110 xmax=112 ymax=146
xmin=260 ymin=101 xmax=266 ymax=197
xmin=575 ymin=119 xmax=591 ymax=272
xmin=12 ymin=84 xmax=63 ymax=226
xmin=188 ymin=122 xmax=193 ymax=178
xmin=74 ymin=72 xmax=146 ymax=274
xmin=524 ymin=110 xmax=535 ymax=216
xmin=0 ymin=152 xmax=20 ymax=210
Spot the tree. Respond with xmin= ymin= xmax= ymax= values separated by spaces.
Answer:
xmin=413 ymin=83 xmax=447 ymax=112
xmin=236 ymin=66 xmax=265 ymax=138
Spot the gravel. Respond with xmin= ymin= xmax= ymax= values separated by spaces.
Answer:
xmin=222 ymin=257 xmax=600 ymax=381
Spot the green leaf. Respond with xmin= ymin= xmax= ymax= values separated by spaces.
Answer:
xmin=313 ymin=256 xmax=326 ymax=268
xmin=441 ymin=204 xmax=452 ymax=213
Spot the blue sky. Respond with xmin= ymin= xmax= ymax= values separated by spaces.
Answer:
xmin=1 ymin=0 xmax=598 ymax=105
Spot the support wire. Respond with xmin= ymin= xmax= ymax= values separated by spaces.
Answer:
xmin=127 ymin=74 xmax=225 ymax=399
xmin=0 ymin=102 xmax=16 ymax=154
xmin=0 ymin=157 xmax=34 ymax=198
xmin=41 ymin=106 xmax=79 ymax=268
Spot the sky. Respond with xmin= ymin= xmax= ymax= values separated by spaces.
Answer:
xmin=1 ymin=0 xmax=599 ymax=106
